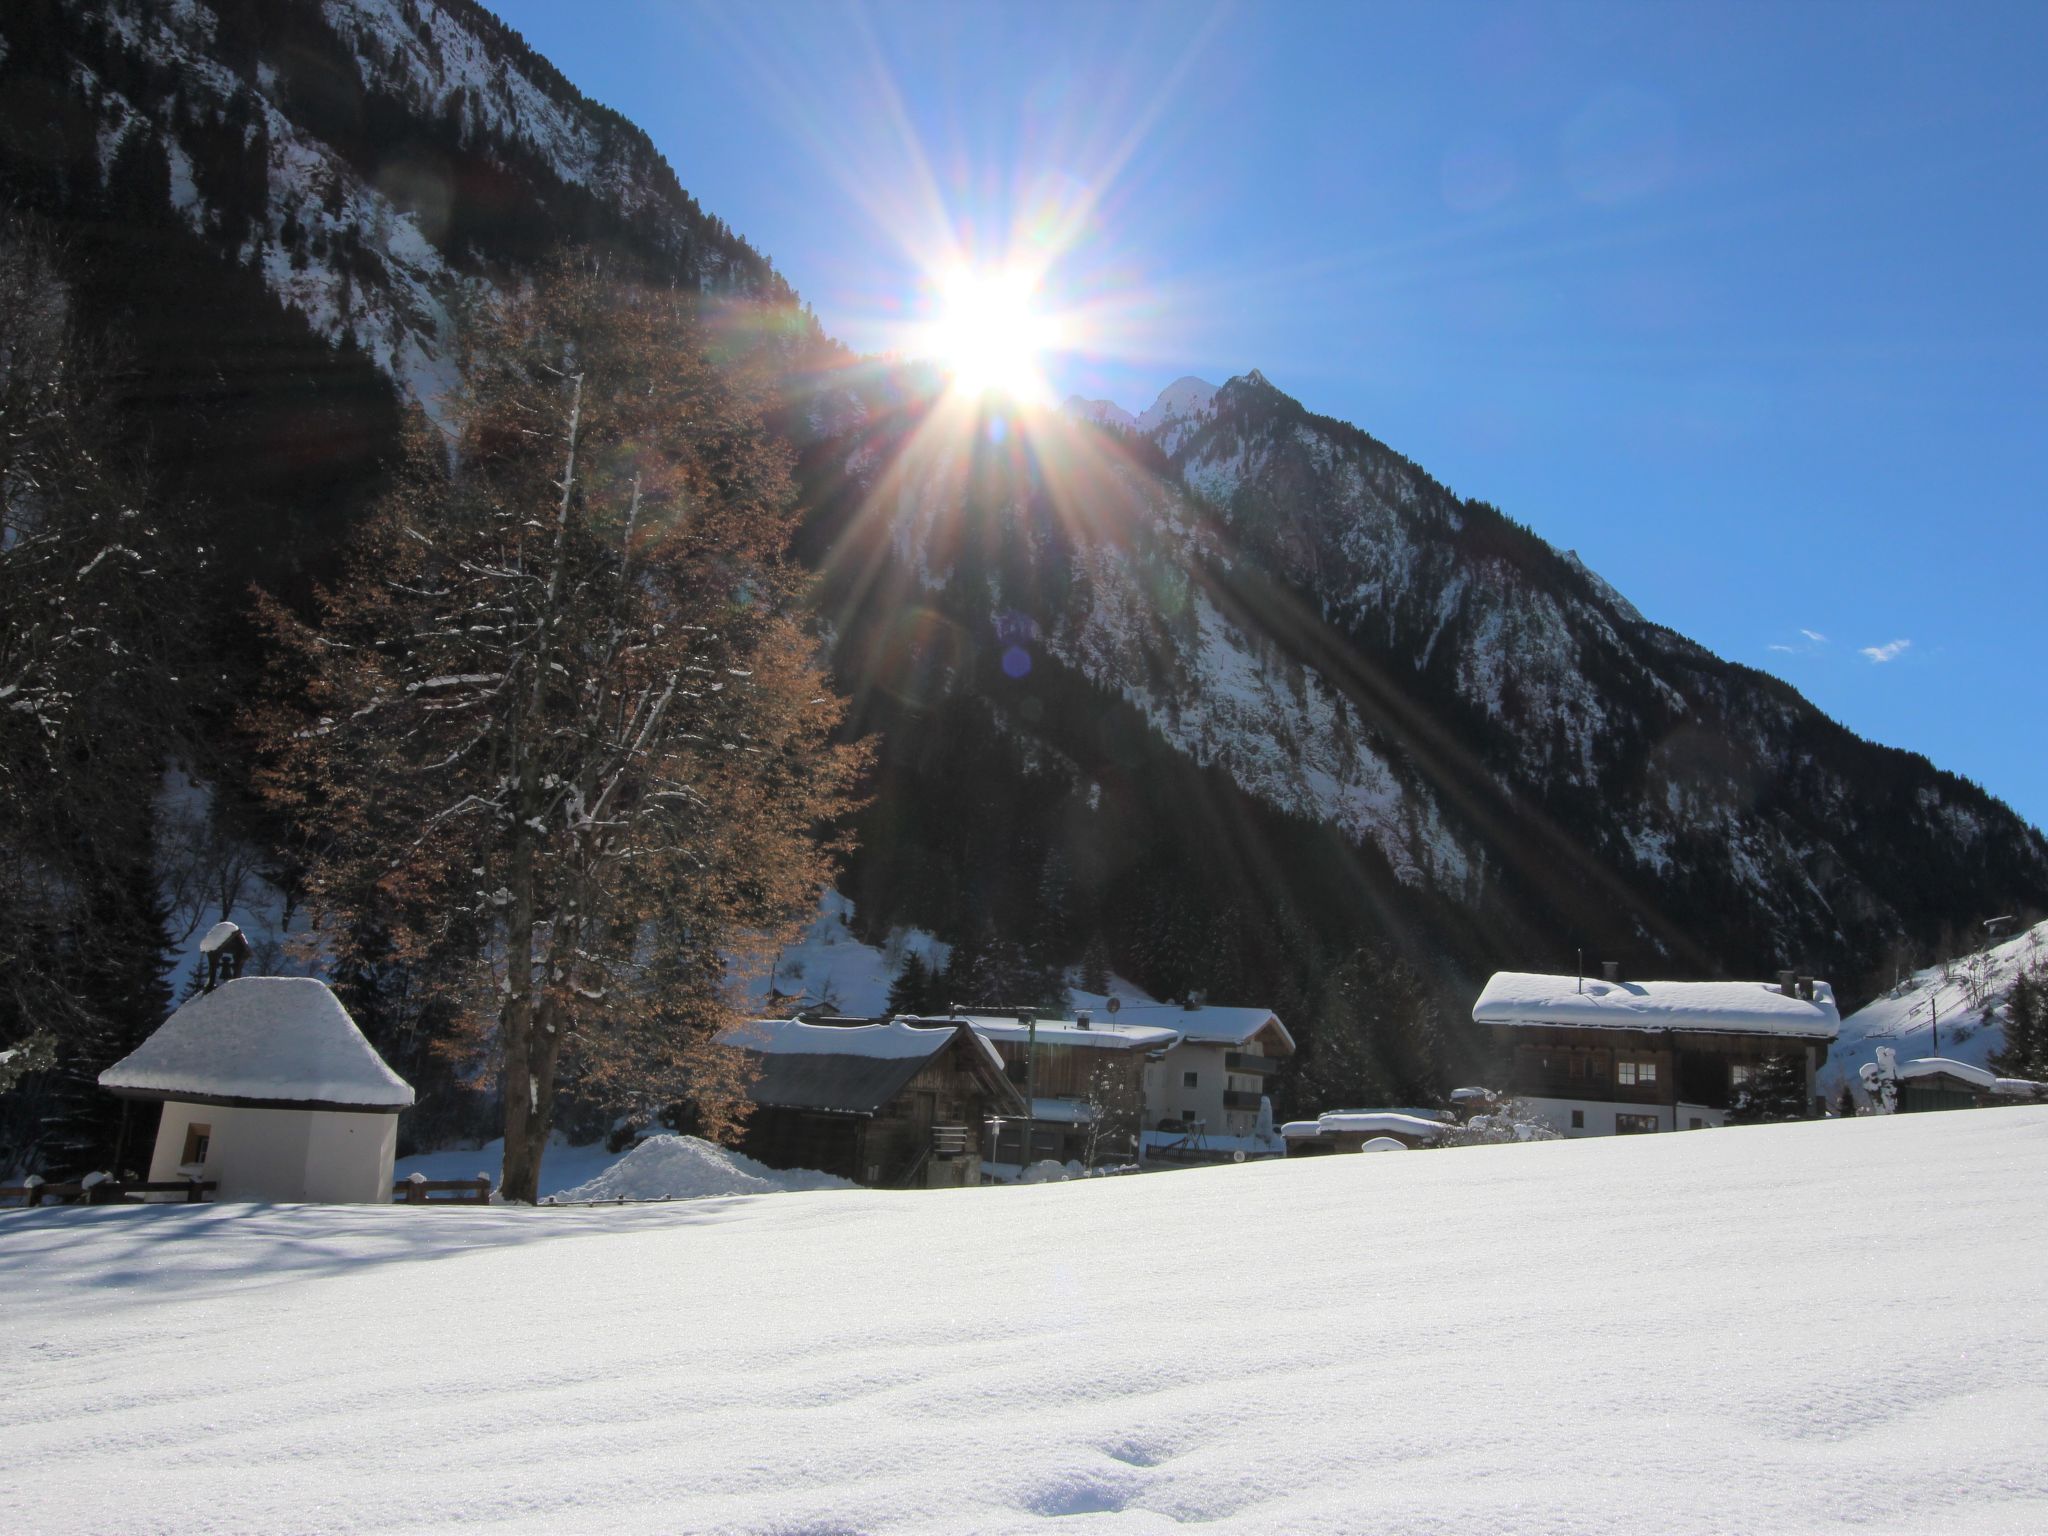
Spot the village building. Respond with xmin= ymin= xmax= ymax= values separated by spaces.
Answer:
xmin=1471 ymin=968 xmax=1839 ymax=1136
xmin=932 ymin=1012 xmax=1181 ymax=1169
xmin=1109 ymin=1001 xmax=1295 ymax=1155
xmin=718 ymin=1018 xmax=1022 ymax=1189
xmin=97 ymin=975 xmax=414 ymax=1203
xmin=1891 ymin=1057 xmax=2048 ymax=1113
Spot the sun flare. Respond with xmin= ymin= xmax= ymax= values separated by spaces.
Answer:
xmin=924 ymin=264 xmax=1058 ymax=403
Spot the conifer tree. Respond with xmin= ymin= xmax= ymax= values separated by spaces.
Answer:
xmin=255 ymin=256 xmax=866 ymax=1202
xmin=886 ymin=952 xmax=935 ymax=1018
xmin=1727 ymin=1053 xmax=1809 ymax=1124
xmin=1990 ymin=959 xmax=2048 ymax=1082
xmin=0 ymin=212 xmax=188 ymax=1176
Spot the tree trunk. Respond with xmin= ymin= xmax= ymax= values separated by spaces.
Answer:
xmin=498 ymin=834 xmax=542 ymax=1203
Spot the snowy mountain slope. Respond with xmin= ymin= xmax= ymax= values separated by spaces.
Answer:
xmin=1821 ymin=917 xmax=2048 ymax=1099
xmin=11 ymin=0 xmax=796 ymax=414
xmin=822 ymin=367 xmax=2048 ymax=988
xmin=9 ymin=1111 xmax=2046 ymax=1532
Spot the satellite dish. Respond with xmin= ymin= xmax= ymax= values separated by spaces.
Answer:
xmin=1106 ymin=995 xmax=1121 ymax=1015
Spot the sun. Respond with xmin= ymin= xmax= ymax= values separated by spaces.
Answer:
xmin=924 ymin=264 xmax=1058 ymax=403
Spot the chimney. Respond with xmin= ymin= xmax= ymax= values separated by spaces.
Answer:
xmin=1601 ymin=961 xmax=1620 ymax=983
xmin=1075 ymin=1010 xmax=1091 ymax=1029
xmin=1797 ymin=975 xmax=1816 ymax=1002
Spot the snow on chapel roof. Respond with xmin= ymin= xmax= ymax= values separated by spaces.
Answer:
xmin=1473 ymin=972 xmax=1839 ymax=1041
xmin=99 ymin=977 xmax=415 ymax=1111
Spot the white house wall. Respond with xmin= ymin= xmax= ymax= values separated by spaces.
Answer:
xmin=1149 ymin=1042 xmax=1264 ymax=1137
xmin=146 ymin=1100 xmax=397 ymax=1203
xmin=1522 ymin=1097 xmax=1731 ymax=1138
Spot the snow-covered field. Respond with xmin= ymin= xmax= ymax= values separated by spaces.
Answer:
xmin=7 ymin=1111 xmax=2046 ymax=1533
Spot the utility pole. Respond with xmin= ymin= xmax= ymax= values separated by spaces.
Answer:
xmin=1020 ymin=1010 xmax=1038 ymax=1175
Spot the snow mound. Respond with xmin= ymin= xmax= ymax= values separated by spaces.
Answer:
xmin=551 ymin=1135 xmax=854 ymax=1203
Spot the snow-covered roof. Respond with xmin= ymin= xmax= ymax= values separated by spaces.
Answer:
xmin=717 ymin=1018 xmax=1020 ymax=1118
xmin=947 ymin=1015 xmax=1181 ymax=1051
xmin=99 ymin=977 xmax=414 ymax=1111
xmin=1472 ymin=972 xmax=1839 ymax=1041
xmin=1284 ymin=1111 xmax=1451 ymax=1141
xmin=1896 ymin=1057 xmax=2047 ymax=1098
xmin=1093 ymin=1002 xmax=1295 ymax=1052
xmin=721 ymin=1017 xmax=971 ymax=1061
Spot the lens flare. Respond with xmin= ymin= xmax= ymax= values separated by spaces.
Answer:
xmin=921 ymin=264 xmax=1060 ymax=403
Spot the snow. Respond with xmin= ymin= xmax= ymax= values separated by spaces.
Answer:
xmin=1896 ymin=1056 xmax=1999 ymax=1088
xmin=739 ymin=888 xmax=949 ymax=1017
xmin=8 ymin=1112 xmax=2048 ymax=1531
xmin=1823 ymin=920 xmax=2048 ymax=1101
xmin=1284 ymin=1111 xmax=1451 ymax=1141
xmin=1359 ymin=1136 xmax=1408 ymax=1152
xmin=1105 ymin=1001 xmax=1295 ymax=1050
xmin=98 ymin=977 xmax=413 ymax=1110
xmin=719 ymin=1016 xmax=969 ymax=1061
xmin=551 ymin=1135 xmax=855 ymax=1202
xmin=393 ymin=1133 xmax=621 ymax=1202
xmin=196 ymin=920 xmax=242 ymax=955
xmin=957 ymin=1015 xmax=1181 ymax=1051
xmin=1136 ymin=374 xmax=1219 ymax=453
xmin=1474 ymin=971 xmax=1841 ymax=1040
xmin=1063 ymin=395 xmax=1138 ymax=431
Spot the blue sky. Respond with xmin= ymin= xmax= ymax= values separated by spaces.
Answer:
xmin=494 ymin=0 xmax=2046 ymax=828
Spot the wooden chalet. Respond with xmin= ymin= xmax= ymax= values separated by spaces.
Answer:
xmin=921 ymin=1012 xmax=1180 ymax=1169
xmin=718 ymin=1019 xmax=1023 ymax=1189
xmin=1472 ymin=967 xmax=1840 ymax=1136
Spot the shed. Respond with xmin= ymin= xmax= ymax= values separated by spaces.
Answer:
xmin=717 ymin=1019 xmax=1024 ymax=1188
xmin=98 ymin=977 xmax=413 ymax=1203
xmin=1894 ymin=1057 xmax=2048 ymax=1113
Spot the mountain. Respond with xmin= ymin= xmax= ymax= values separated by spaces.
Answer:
xmin=803 ymin=367 xmax=2048 ymax=1034
xmin=6 ymin=0 xmax=2045 ymax=1113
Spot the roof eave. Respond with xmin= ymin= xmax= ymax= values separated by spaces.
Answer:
xmin=99 ymin=1084 xmax=412 ymax=1114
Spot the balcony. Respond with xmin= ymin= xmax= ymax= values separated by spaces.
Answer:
xmin=1225 ymin=1052 xmax=1284 ymax=1075
xmin=1221 ymin=1089 xmax=1265 ymax=1110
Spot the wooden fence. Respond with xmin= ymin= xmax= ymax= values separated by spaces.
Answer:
xmin=1 ymin=1177 xmax=217 ymax=1207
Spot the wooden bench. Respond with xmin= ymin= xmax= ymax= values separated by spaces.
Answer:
xmin=394 ymin=1174 xmax=493 ymax=1205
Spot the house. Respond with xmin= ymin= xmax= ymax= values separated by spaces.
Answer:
xmin=97 ymin=976 xmax=414 ymax=1202
xmin=1892 ymin=1057 xmax=2048 ymax=1113
xmin=1108 ymin=1001 xmax=1295 ymax=1150
xmin=1281 ymin=1110 xmax=1453 ymax=1153
xmin=1471 ymin=967 xmax=1839 ymax=1136
xmin=718 ymin=1018 xmax=1023 ymax=1189
xmin=928 ymin=1012 xmax=1181 ymax=1169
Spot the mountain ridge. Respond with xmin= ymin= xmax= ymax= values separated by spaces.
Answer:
xmin=6 ymin=0 xmax=2044 ymax=1052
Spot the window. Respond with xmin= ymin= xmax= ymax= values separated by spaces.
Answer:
xmin=1688 ymin=1117 xmax=1705 ymax=1130
xmin=1568 ymin=1054 xmax=1584 ymax=1081
xmin=1570 ymin=1109 xmax=1585 ymax=1129
xmin=1182 ymin=1071 xmax=1199 ymax=1089
xmin=1617 ymin=1059 xmax=1657 ymax=1087
xmin=1615 ymin=1113 xmax=1660 ymax=1135
xmin=1730 ymin=1063 xmax=1754 ymax=1088
xmin=180 ymin=1122 xmax=212 ymax=1167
